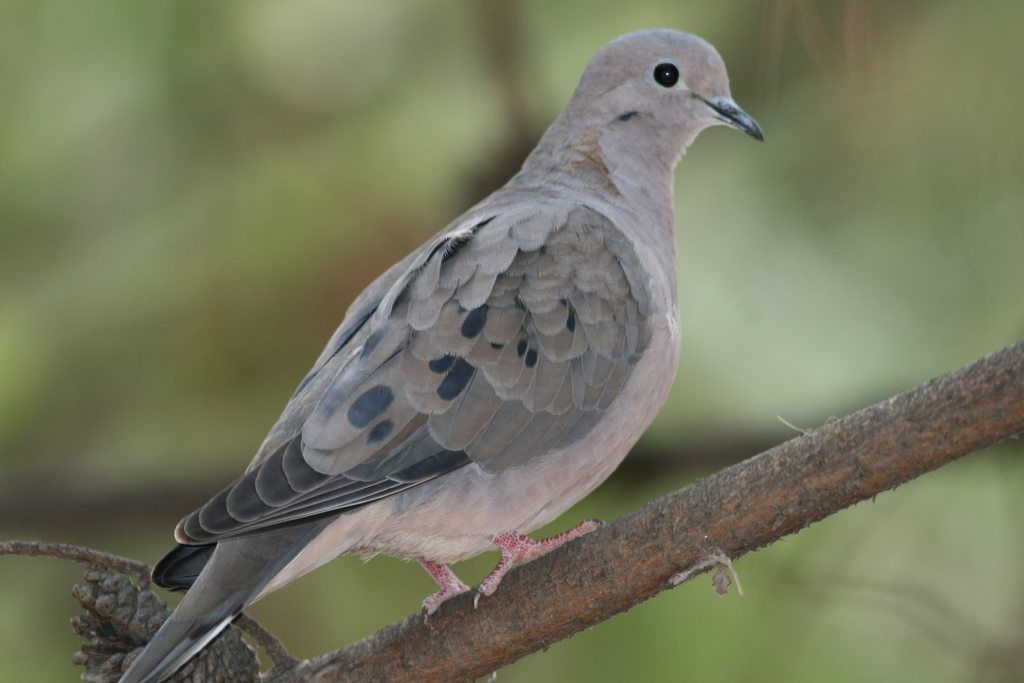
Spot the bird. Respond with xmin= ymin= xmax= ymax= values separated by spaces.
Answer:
xmin=118 ymin=28 xmax=762 ymax=683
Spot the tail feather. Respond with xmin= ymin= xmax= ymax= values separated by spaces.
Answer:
xmin=117 ymin=605 xmax=242 ymax=683
xmin=151 ymin=543 xmax=214 ymax=591
xmin=120 ymin=522 xmax=325 ymax=683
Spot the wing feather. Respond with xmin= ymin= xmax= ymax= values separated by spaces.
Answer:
xmin=175 ymin=204 xmax=655 ymax=545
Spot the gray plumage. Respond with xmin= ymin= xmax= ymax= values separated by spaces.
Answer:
xmin=120 ymin=28 xmax=761 ymax=683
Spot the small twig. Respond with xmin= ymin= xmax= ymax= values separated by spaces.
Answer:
xmin=712 ymin=555 xmax=744 ymax=597
xmin=776 ymin=415 xmax=810 ymax=434
xmin=0 ymin=539 xmax=151 ymax=581
xmin=235 ymin=613 xmax=299 ymax=671
xmin=2 ymin=538 xmax=300 ymax=675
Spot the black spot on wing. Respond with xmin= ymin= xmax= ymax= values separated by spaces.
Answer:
xmin=367 ymin=419 xmax=394 ymax=443
xmin=461 ymin=307 xmax=487 ymax=339
xmin=618 ymin=110 xmax=638 ymax=122
xmin=559 ymin=298 xmax=576 ymax=333
xmin=347 ymin=385 xmax=394 ymax=428
xmin=490 ymin=341 xmax=504 ymax=350
xmin=437 ymin=357 xmax=474 ymax=400
xmin=525 ymin=349 xmax=538 ymax=368
xmin=429 ymin=354 xmax=456 ymax=374
xmin=517 ymin=339 xmax=528 ymax=357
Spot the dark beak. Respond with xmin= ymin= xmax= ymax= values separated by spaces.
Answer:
xmin=702 ymin=96 xmax=764 ymax=142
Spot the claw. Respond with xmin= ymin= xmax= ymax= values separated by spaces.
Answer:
xmin=417 ymin=520 xmax=603 ymax=614
xmin=417 ymin=559 xmax=470 ymax=617
xmin=475 ymin=520 xmax=603 ymax=605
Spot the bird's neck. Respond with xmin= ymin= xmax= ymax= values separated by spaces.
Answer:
xmin=519 ymin=122 xmax=677 ymax=216
xmin=512 ymin=123 xmax=681 ymax=309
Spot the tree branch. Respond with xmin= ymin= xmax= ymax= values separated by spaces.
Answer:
xmin=235 ymin=613 xmax=299 ymax=672
xmin=0 ymin=539 xmax=151 ymax=581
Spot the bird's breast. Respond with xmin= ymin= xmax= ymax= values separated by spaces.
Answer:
xmin=337 ymin=311 xmax=682 ymax=565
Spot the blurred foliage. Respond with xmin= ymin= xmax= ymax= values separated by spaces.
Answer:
xmin=1 ymin=1 xmax=1022 ymax=681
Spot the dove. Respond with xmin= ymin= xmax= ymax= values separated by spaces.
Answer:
xmin=118 ymin=28 xmax=762 ymax=683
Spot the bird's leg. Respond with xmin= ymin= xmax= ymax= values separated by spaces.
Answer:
xmin=474 ymin=520 xmax=603 ymax=607
xmin=418 ymin=559 xmax=470 ymax=616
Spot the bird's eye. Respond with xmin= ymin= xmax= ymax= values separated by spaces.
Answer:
xmin=653 ymin=62 xmax=680 ymax=88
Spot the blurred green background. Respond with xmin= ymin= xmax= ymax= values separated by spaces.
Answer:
xmin=2 ymin=1 xmax=1023 ymax=681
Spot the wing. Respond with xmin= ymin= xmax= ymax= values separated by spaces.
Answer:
xmin=176 ymin=203 xmax=655 ymax=544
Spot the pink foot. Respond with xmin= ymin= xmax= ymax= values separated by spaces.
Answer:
xmin=418 ymin=559 xmax=470 ymax=616
xmin=474 ymin=519 xmax=603 ymax=607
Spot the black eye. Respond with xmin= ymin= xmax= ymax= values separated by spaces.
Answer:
xmin=653 ymin=62 xmax=679 ymax=88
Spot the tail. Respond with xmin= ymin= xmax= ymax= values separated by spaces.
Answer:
xmin=119 ymin=522 xmax=325 ymax=683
